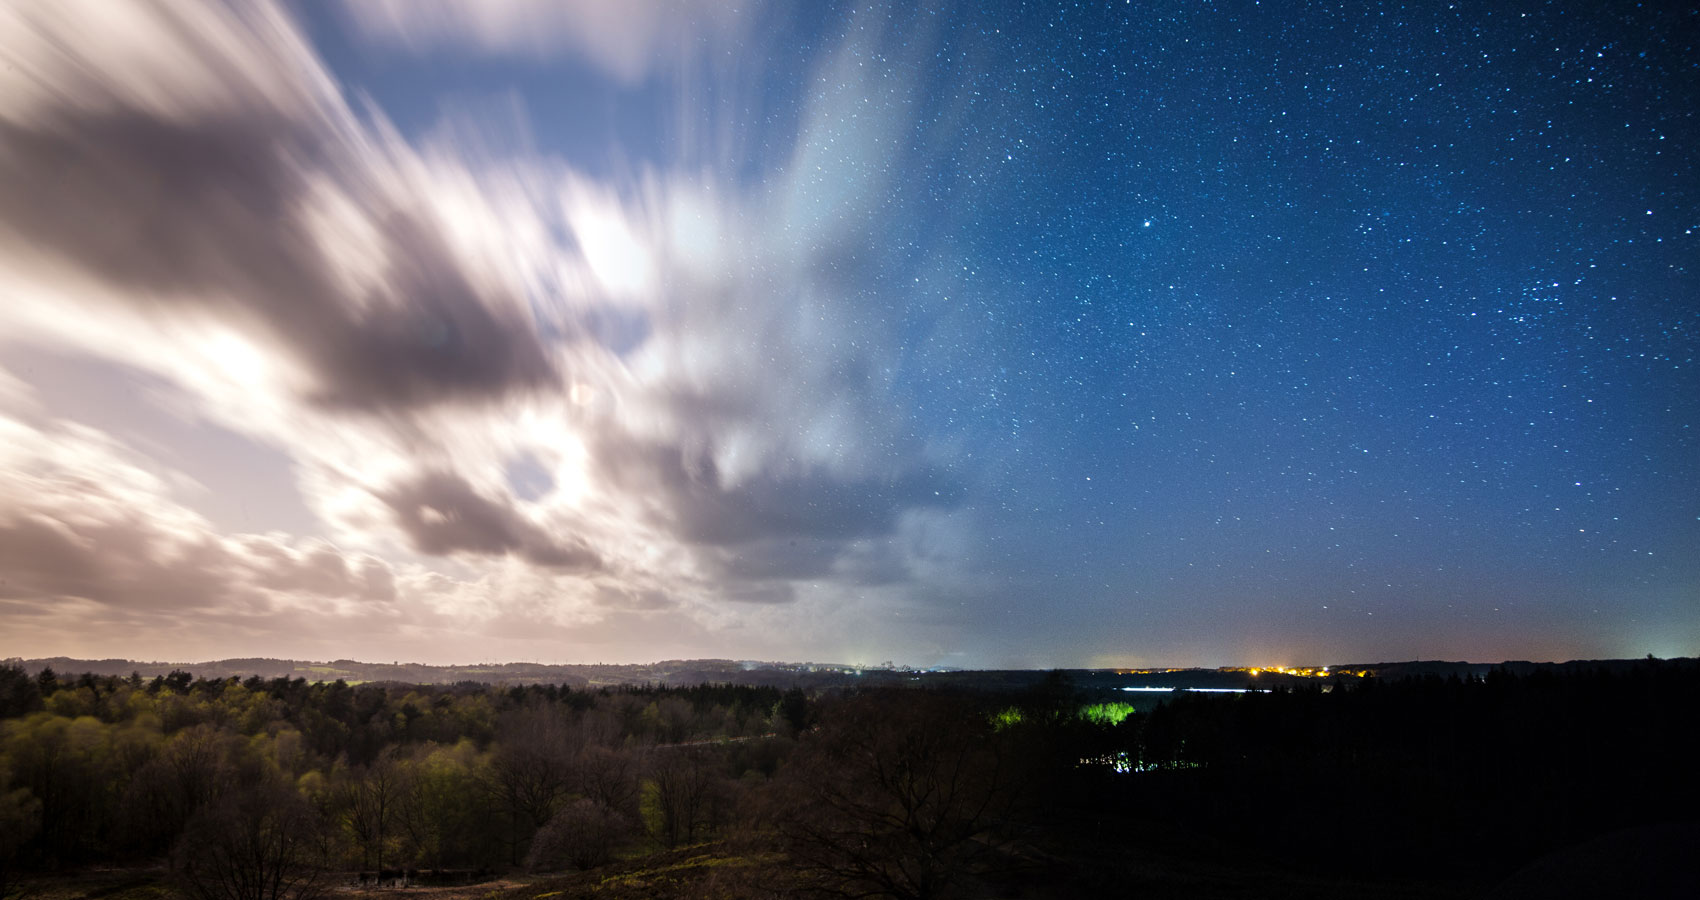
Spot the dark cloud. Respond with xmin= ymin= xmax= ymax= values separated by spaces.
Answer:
xmin=380 ymin=470 xmax=601 ymax=571
xmin=241 ymin=537 xmax=398 ymax=602
xmin=716 ymin=538 xmax=843 ymax=581
xmin=0 ymin=97 xmax=553 ymax=414
xmin=706 ymin=535 xmax=916 ymax=590
xmin=594 ymin=437 xmax=962 ymax=546
xmin=0 ymin=507 xmax=230 ymax=611
xmin=0 ymin=499 xmax=395 ymax=612
xmin=720 ymin=582 xmax=796 ymax=605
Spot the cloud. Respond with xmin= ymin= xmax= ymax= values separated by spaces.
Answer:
xmin=0 ymin=2 xmax=555 ymax=415
xmin=380 ymin=469 xmax=601 ymax=571
xmin=0 ymin=411 xmax=396 ymax=613
xmin=590 ymin=435 xmax=960 ymax=546
xmin=0 ymin=0 xmax=978 ymax=661
xmin=338 ymin=0 xmax=747 ymax=85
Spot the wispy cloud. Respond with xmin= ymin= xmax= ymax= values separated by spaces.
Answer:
xmin=0 ymin=0 xmax=974 ymax=663
xmin=337 ymin=0 xmax=747 ymax=85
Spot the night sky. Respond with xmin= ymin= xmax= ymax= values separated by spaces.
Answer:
xmin=0 ymin=0 xmax=1695 ymax=668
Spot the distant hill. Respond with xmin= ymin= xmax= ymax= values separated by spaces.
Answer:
xmin=7 ymin=654 xmax=1689 ymax=690
xmin=1329 ymin=657 xmax=1694 ymax=681
xmin=2 ymin=655 xmax=921 ymax=689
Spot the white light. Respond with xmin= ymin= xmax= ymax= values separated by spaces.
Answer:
xmin=1121 ymin=686 xmax=1260 ymax=693
xmin=202 ymin=330 xmax=270 ymax=386
xmin=567 ymin=189 xmax=654 ymax=298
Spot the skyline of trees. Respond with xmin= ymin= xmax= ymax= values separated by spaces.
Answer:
xmin=2 ymin=658 xmax=1696 ymax=899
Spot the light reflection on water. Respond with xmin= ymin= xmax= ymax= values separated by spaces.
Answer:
xmin=1120 ymin=686 xmax=1261 ymax=693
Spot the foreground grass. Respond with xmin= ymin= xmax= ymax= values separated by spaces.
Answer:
xmin=12 ymin=869 xmax=174 ymax=900
xmin=12 ymin=827 xmax=1476 ymax=900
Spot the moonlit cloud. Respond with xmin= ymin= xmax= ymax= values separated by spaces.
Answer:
xmin=0 ymin=0 xmax=970 ymax=664
xmin=338 ymin=0 xmax=746 ymax=85
xmin=380 ymin=469 xmax=601 ymax=571
xmin=0 ymin=403 xmax=396 ymax=616
xmin=0 ymin=5 xmax=555 ymax=414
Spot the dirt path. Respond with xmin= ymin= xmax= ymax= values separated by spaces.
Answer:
xmin=330 ymin=879 xmax=528 ymax=900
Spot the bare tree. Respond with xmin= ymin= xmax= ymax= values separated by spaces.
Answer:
xmin=525 ymin=798 xmax=630 ymax=871
xmin=122 ymin=724 xmax=234 ymax=860
xmin=644 ymin=747 xmax=720 ymax=848
xmin=486 ymin=704 xmax=578 ymax=863
xmin=576 ymin=744 xmax=639 ymax=819
xmin=174 ymin=779 xmax=328 ymax=900
xmin=777 ymin=691 xmax=1022 ymax=900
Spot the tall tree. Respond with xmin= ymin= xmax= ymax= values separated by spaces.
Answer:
xmin=485 ymin=705 xmax=578 ymax=863
xmin=642 ymin=747 xmax=719 ymax=848
xmin=339 ymin=748 xmax=405 ymax=873
xmin=0 ymin=757 xmax=42 ymax=900
xmin=779 ymin=691 xmax=1023 ymax=900
xmin=175 ymin=779 xmax=328 ymax=900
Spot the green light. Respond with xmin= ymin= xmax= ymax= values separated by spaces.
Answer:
xmin=1079 ymin=702 xmax=1136 ymax=726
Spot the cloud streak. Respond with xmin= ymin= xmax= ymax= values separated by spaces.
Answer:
xmin=0 ymin=0 xmax=974 ymax=663
xmin=338 ymin=0 xmax=747 ymax=85
xmin=0 ymin=409 xmax=396 ymax=615
xmin=0 ymin=1 xmax=555 ymax=413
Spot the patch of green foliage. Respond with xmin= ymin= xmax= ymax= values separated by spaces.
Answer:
xmin=989 ymin=706 xmax=1023 ymax=730
xmin=1079 ymin=702 xmax=1136 ymax=726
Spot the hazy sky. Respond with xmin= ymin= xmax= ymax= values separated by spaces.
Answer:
xmin=0 ymin=0 xmax=1694 ymax=668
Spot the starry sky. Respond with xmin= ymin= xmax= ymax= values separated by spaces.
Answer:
xmin=0 ymin=0 xmax=1695 ymax=668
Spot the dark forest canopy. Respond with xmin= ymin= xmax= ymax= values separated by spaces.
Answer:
xmin=2 ymin=659 xmax=1696 ymax=900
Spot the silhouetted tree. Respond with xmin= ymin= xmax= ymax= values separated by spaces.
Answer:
xmin=642 ymin=747 xmax=719 ymax=848
xmin=779 ymin=691 xmax=1023 ymax=900
xmin=175 ymin=778 xmax=328 ymax=900
xmin=576 ymin=744 xmax=639 ymax=820
xmin=121 ymin=724 xmax=235 ymax=859
xmin=0 ymin=756 xmax=42 ymax=900
xmin=163 ymin=670 xmax=193 ymax=694
xmin=0 ymin=665 xmax=41 ymax=719
xmin=526 ymin=798 xmax=629 ymax=871
xmin=778 ymin=687 xmax=811 ymax=735
xmin=486 ymin=704 xmax=577 ymax=863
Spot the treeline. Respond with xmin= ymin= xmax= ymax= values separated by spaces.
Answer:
xmin=6 ymin=657 xmax=901 ymax=690
xmin=0 ymin=667 xmax=795 ymax=885
xmin=3 ymin=660 xmax=1697 ymax=898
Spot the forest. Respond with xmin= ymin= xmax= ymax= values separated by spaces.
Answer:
xmin=1 ymin=659 xmax=1696 ymax=899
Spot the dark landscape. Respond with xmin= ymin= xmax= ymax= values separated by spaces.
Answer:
xmin=3 ymin=656 xmax=1697 ymax=899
